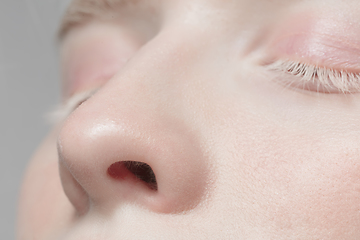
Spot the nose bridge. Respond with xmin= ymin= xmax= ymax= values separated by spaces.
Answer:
xmin=58 ymin=30 xmax=208 ymax=213
xmin=84 ymin=28 xmax=204 ymax=137
xmin=101 ymin=28 xmax=203 ymax=117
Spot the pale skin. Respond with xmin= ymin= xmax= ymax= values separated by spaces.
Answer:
xmin=17 ymin=0 xmax=360 ymax=239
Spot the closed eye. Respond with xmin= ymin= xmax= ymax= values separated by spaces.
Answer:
xmin=267 ymin=60 xmax=360 ymax=94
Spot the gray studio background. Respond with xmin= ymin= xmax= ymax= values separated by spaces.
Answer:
xmin=1 ymin=1 xmax=68 ymax=238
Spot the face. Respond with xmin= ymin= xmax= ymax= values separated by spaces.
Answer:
xmin=17 ymin=0 xmax=360 ymax=239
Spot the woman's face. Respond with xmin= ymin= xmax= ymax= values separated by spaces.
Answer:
xmin=18 ymin=0 xmax=360 ymax=239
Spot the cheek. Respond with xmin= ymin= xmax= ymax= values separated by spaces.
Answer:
xmin=17 ymin=131 xmax=74 ymax=239
xmin=231 ymin=128 xmax=360 ymax=236
xmin=203 ymin=82 xmax=360 ymax=237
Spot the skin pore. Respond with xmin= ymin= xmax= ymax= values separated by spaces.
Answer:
xmin=17 ymin=0 xmax=360 ymax=239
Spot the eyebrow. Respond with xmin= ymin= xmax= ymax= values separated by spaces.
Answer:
xmin=59 ymin=0 xmax=141 ymax=40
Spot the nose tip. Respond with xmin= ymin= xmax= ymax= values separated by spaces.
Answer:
xmin=57 ymin=95 xmax=209 ymax=214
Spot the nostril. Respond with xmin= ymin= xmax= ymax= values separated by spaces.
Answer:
xmin=124 ymin=161 xmax=158 ymax=190
xmin=107 ymin=161 xmax=158 ymax=190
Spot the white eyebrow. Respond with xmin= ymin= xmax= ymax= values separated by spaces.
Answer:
xmin=58 ymin=0 xmax=143 ymax=40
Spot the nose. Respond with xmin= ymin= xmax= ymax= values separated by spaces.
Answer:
xmin=57 ymin=34 xmax=209 ymax=215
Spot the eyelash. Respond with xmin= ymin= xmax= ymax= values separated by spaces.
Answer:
xmin=267 ymin=60 xmax=360 ymax=94
xmin=46 ymin=89 xmax=98 ymax=125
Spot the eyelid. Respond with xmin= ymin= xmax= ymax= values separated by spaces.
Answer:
xmin=269 ymin=9 xmax=360 ymax=74
xmin=272 ymin=32 xmax=360 ymax=72
xmin=46 ymin=88 xmax=98 ymax=125
xmin=267 ymin=59 xmax=360 ymax=94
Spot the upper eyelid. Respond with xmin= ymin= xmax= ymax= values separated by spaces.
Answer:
xmin=266 ymin=7 xmax=360 ymax=71
xmin=266 ymin=21 xmax=360 ymax=93
xmin=269 ymin=29 xmax=360 ymax=71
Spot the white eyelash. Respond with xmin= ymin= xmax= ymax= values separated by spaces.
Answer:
xmin=267 ymin=60 xmax=360 ymax=93
xmin=45 ymin=88 xmax=98 ymax=125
